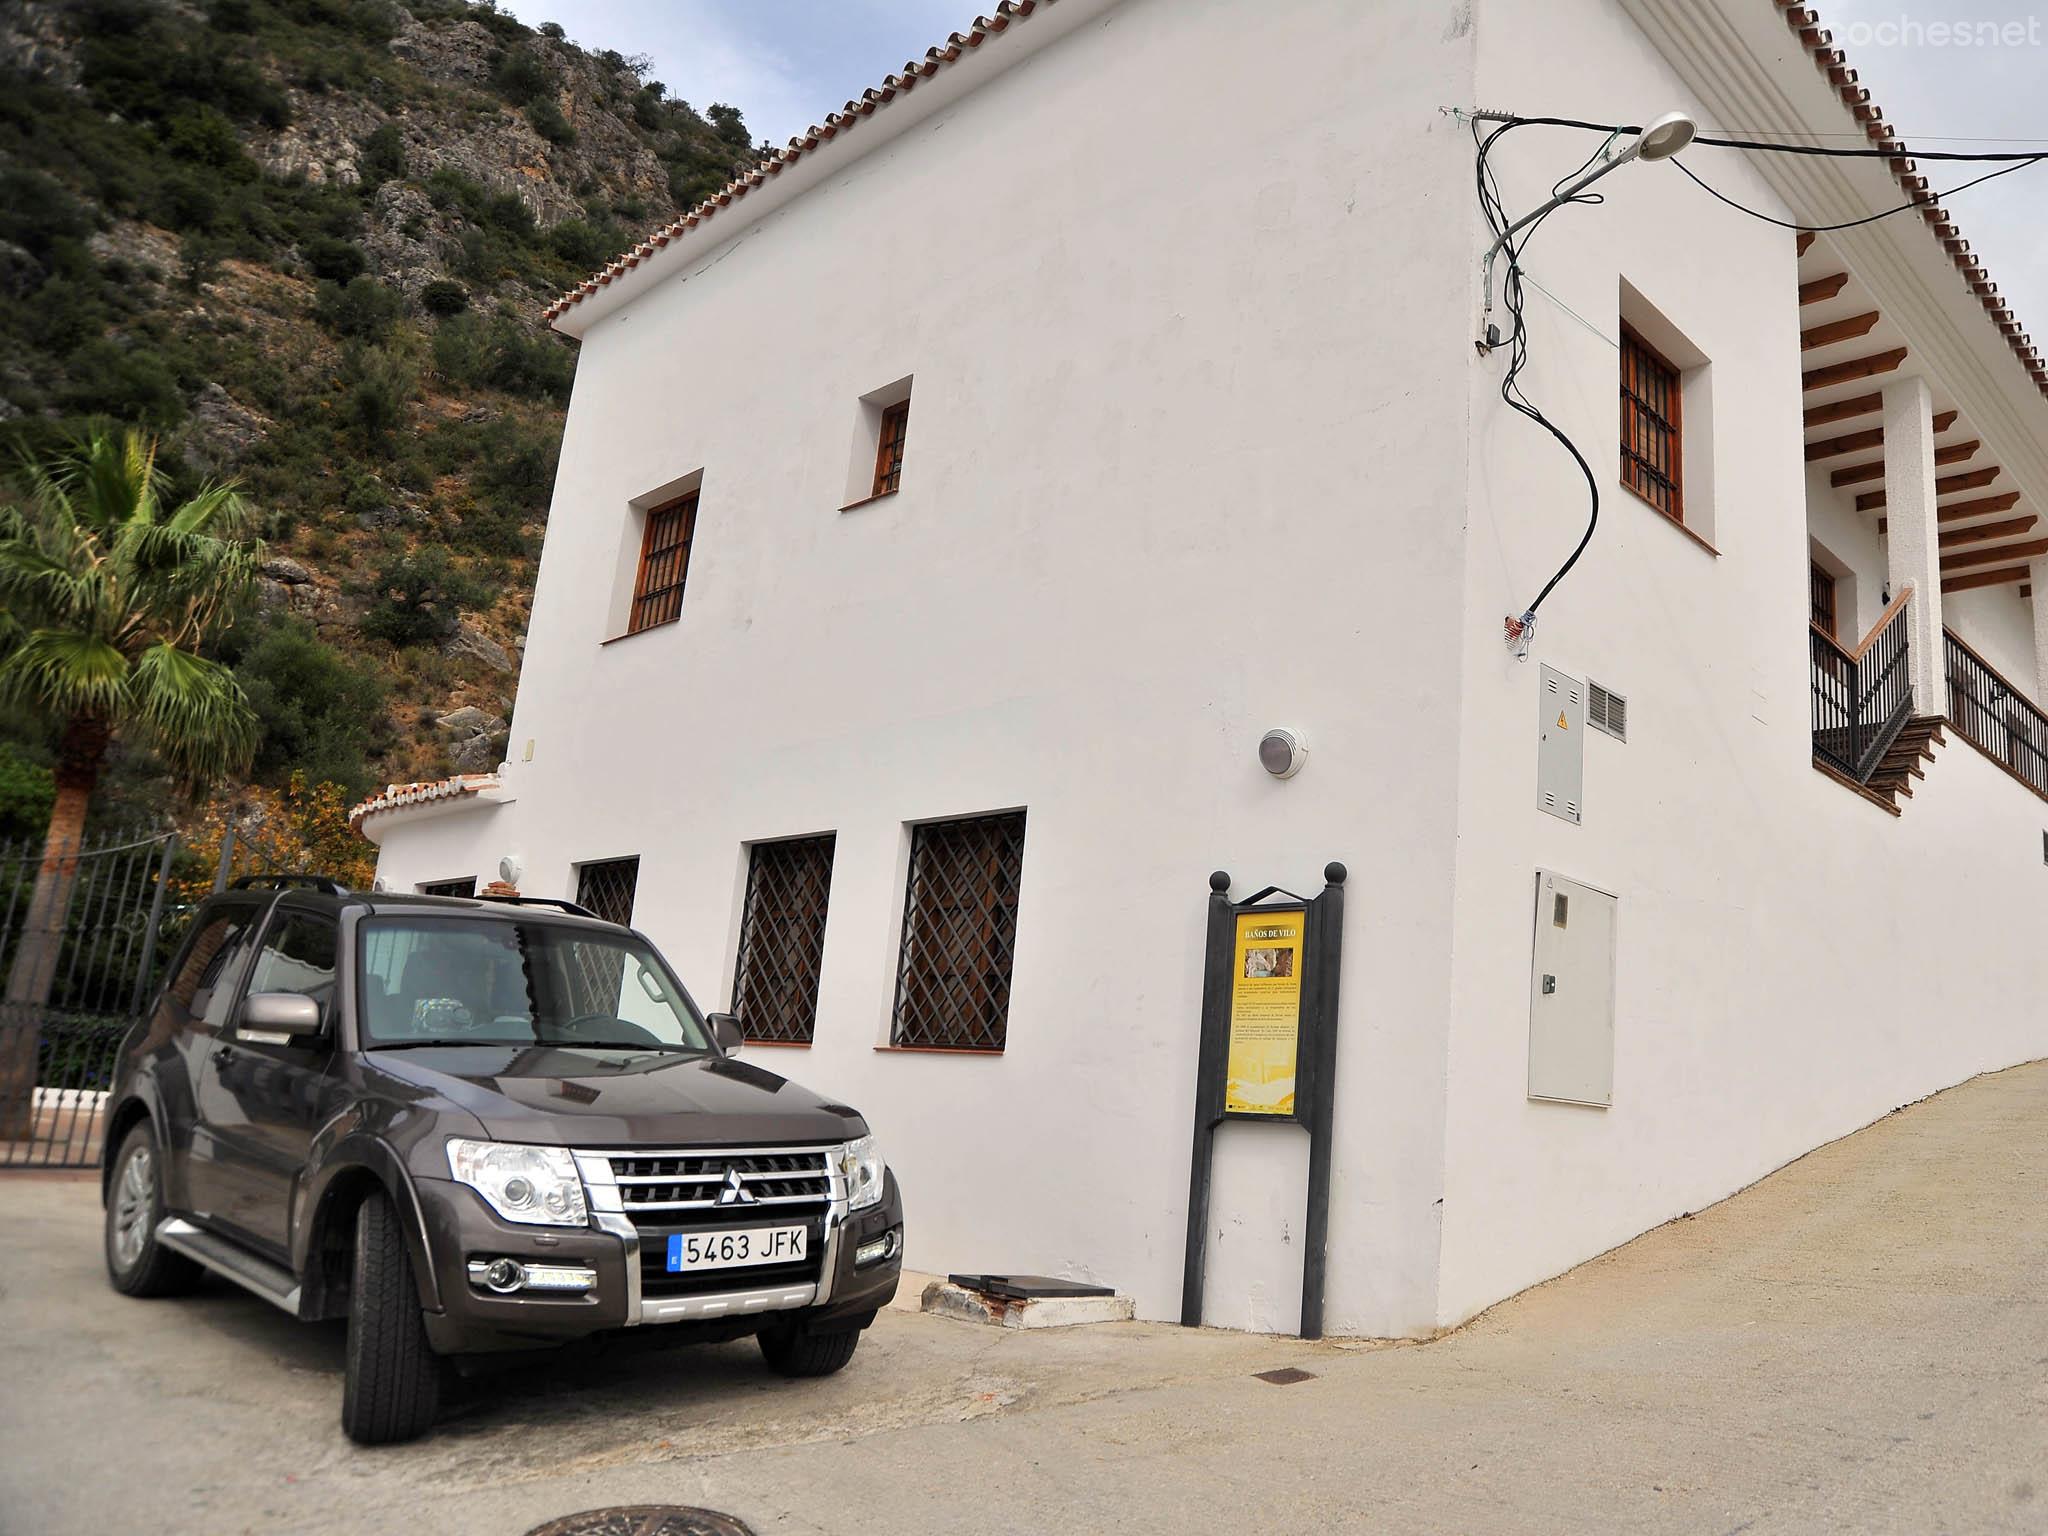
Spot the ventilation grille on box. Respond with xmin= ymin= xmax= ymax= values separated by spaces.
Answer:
xmin=1588 ymin=681 xmax=1627 ymax=742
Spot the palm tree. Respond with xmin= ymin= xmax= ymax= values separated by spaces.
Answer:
xmin=0 ymin=428 xmax=259 ymax=1140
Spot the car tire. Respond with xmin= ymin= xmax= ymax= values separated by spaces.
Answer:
xmin=341 ymin=1191 xmax=440 ymax=1445
xmin=757 ymin=1319 xmax=863 ymax=1378
xmin=104 ymin=1122 xmax=201 ymax=1297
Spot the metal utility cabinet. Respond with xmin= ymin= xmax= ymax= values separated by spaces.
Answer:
xmin=1527 ymin=870 xmax=1617 ymax=1107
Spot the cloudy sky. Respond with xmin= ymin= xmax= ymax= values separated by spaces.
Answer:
xmin=499 ymin=0 xmax=2047 ymax=337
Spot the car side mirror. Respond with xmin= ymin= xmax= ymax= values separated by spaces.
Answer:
xmin=241 ymin=992 xmax=323 ymax=1040
xmin=707 ymin=1012 xmax=743 ymax=1053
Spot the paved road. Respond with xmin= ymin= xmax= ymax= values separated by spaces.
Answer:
xmin=4 ymin=1062 xmax=2046 ymax=1535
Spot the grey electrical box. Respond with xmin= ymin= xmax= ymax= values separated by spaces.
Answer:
xmin=1528 ymin=870 xmax=1617 ymax=1107
xmin=1537 ymin=665 xmax=1585 ymax=824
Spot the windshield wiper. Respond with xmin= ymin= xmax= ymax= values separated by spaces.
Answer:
xmin=367 ymin=1039 xmax=529 ymax=1051
xmin=541 ymin=1039 xmax=697 ymax=1053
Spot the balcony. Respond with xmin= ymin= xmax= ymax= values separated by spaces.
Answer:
xmin=1945 ymin=629 xmax=2048 ymax=804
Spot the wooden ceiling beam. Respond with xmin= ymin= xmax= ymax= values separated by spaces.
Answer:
xmin=1941 ymin=536 xmax=2048 ymax=571
xmin=1933 ymin=409 xmax=1959 ymax=434
xmin=1798 ymin=272 xmax=1850 ymax=305
xmin=1937 ymin=491 xmax=2023 ymax=523
xmin=1803 ymin=348 xmax=1908 ymax=391
xmin=1805 ymin=391 xmax=1882 ymax=428
xmin=1943 ymin=565 xmax=2029 ymax=594
xmin=1836 ymin=448 xmax=1983 ymax=490
xmin=1939 ymin=515 xmax=2037 ymax=549
xmin=1857 ymin=466 xmax=2003 ymax=511
xmin=1796 ymin=230 xmax=1817 ymax=257
xmin=1806 ymin=426 xmax=1884 ymax=461
xmin=1801 ymin=311 xmax=1881 ymax=351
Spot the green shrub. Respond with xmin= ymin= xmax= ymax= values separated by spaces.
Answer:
xmin=526 ymin=96 xmax=575 ymax=145
xmin=359 ymin=547 xmax=486 ymax=646
xmin=420 ymin=278 xmax=468 ymax=316
xmin=429 ymin=313 xmax=572 ymax=402
xmin=338 ymin=343 xmax=416 ymax=448
xmin=162 ymin=106 xmax=253 ymax=175
xmin=491 ymin=47 xmax=551 ymax=106
xmin=313 ymin=275 xmax=402 ymax=340
xmin=358 ymin=121 xmax=405 ymax=184
xmin=58 ymin=339 xmax=186 ymax=426
xmin=0 ymin=741 xmax=56 ymax=842
xmin=226 ymin=617 xmax=389 ymax=797
xmin=302 ymin=235 xmax=367 ymax=283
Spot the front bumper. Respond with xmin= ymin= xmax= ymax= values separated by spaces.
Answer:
xmin=415 ymin=1165 xmax=903 ymax=1354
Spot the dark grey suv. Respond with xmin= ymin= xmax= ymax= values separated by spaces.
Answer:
xmin=100 ymin=876 xmax=904 ymax=1443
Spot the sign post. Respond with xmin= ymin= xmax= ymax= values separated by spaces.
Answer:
xmin=1180 ymin=862 xmax=1347 ymax=1339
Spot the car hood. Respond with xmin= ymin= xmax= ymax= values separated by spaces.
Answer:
xmin=364 ymin=1047 xmax=867 ymax=1147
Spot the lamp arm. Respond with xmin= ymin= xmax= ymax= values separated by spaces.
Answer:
xmin=1479 ymin=131 xmax=1634 ymax=320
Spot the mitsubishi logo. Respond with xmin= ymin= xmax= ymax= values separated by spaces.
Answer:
xmin=716 ymin=1166 xmax=755 ymax=1206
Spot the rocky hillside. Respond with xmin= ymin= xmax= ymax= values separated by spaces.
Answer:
xmin=0 ymin=0 xmax=756 ymax=809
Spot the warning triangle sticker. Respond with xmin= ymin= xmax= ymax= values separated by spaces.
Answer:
xmin=1556 ymin=711 xmax=1569 ymax=729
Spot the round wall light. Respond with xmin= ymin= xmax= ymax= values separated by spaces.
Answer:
xmin=1259 ymin=728 xmax=1307 ymax=779
xmin=499 ymin=854 xmax=524 ymax=886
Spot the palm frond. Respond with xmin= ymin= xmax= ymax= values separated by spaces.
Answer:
xmin=49 ymin=427 xmax=160 ymax=537
xmin=126 ymin=643 xmax=258 ymax=787
xmin=0 ymin=629 xmax=130 ymax=719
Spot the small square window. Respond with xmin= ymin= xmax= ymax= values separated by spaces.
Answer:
xmin=575 ymin=857 xmax=640 ymax=926
xmin=872 ymin=399 xmax=910 ymax=499
xmin=418 ymin=878 xmax=477 ymax=897
xmin=628 ymin=493 xmax=697 ymax=634
xmin=1620 ymin=322 xmax=1683 ymax=524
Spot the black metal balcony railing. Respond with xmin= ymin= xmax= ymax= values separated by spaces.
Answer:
xmin=1810 ymin=590 xmax=1914 ymax=783
xmin=1945 ymin=628 xmax=2048 ymax=803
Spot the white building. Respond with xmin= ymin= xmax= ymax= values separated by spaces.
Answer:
xmin=354 ymin=0 xmax=2048 ymax=1339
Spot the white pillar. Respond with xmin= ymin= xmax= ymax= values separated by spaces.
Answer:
xmin=1882 ymin=376 xmax=1943 ymax=713
xmin=2030 ymin=557 xmax=2048 ymax=708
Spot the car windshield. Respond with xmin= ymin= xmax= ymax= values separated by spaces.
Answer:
xmin=357 ymin=916 xmax=711 ymax=1052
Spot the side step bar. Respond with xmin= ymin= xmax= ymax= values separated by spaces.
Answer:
xmin=155 ymin=1217 xmax=302 ymax=1316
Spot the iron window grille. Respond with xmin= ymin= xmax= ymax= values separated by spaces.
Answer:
xmin=1620 ymin=324 xmax=1683 ymax=523
xmin=891 ymin=811 xmax=1026 ymax=1052
xmin=575 ymin=857 xmax=640 ymax=927
xmin=629 ymin=493 xmax=698 ymax=634
xmin=730 ymin=835 xmax=836 ymax=1044
xmin=418 ymin=878 xmax=477 ymax=897
xmin=872 ymin=399 xmax=910 ymax=499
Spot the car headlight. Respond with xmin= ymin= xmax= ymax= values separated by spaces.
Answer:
xmin=446 ymin=1138 xmax=588 ymax=1227
xmin=839 ymin=1133 xmax=884 ymax=1212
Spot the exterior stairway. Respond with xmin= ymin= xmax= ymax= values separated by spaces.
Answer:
xmin=1861 ymin=716 xmax=1947 ymax=810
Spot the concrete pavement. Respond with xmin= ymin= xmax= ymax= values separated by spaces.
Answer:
xmin=3 ymin=1061 xmax=2046 ymax=1534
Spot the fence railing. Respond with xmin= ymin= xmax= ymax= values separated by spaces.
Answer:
xmin=1945 ymin=628 xmax=2048 ymax=803
xmin=1811 ymin=588 xmax=1915 ymax=783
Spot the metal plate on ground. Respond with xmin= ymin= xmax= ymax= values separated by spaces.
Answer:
xmin=1253 ymin=1367 xmax=1318 ymax=1386
xmin=948 ymin=1273 xmax=1115 ymax=1299
xmin=523 ymin=1508 xmax=755 ymax=1536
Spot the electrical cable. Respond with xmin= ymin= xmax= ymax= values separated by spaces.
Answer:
xmin=1475 ymin=115 xmax=2048 ymax=160
xmin=1473 ymin=118 xmax=1605 ymax=650
xmin=1673 ymin=153 xmax=2044 ymax=232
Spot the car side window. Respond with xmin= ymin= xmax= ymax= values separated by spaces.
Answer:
xmin=177 ymin=910 xmax=258 ymax=1026
xmin=243 ymin=912 xmax=340 ymax=1035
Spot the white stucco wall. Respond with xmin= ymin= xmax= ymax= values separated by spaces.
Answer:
xmin=1437 ymin=0 xmax=2048 ymax=1326
xmin=372 ymin=0 xmax=1479 ymax=1336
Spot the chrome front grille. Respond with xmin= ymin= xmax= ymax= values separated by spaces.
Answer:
xmin=574 ymin=1145 xmax=839 ymax=1214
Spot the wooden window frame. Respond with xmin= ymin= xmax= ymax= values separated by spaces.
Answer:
xmin=871 ymin=398 xmax=910 ymax=500
xmin=1619 ymin=323 xmax=1684 ymax=525
xmin=627 ymin=492 xmax=698 ymax=635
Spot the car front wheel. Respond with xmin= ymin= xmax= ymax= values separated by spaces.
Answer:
xmin=340 ymin=1190 xmax=440 ymax=1445
xmin=104 ymin=1122 xmax=200 ymax=1297
xmin=757 ymin=1315 xmax=864 ymax=1378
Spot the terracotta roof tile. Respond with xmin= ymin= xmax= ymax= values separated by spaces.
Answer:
xmin=348 ymin=773 xmax=500 ymax=829
xmin=543 ymin=0 xmax=1059 ymax=326
xmin=1783 ymin=0 xmax=2045 ymax=397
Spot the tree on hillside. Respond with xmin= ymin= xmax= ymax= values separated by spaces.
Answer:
xmin=0 ymin=428 xmax=258 ymax=1139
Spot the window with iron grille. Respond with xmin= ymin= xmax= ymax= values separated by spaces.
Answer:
xmin=872 ymin=398 xmax=910 ymax=498
xmin=1620 ymin=324 xmax=1683 ymax=523
xmin=891 ymin=811 xmax=1025 ymax=1051
xmin=575 ymin=857 xmax=640 ymax=926
xmin=628 ymin=493 xmax=697 ymax=634
xmin=1809 ymin=562 xmax=1838 ymax=639
xmin=730 ymin=834 xmax=836 ymax=1044
xmin=418 ymin=877 xmax=476 ymax=897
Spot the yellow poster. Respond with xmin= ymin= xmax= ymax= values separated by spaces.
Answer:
xmin=1225 ymin=909 xmax=1306 ymax=1116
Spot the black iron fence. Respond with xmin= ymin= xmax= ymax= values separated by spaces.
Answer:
xmin=1811 ymin=593 xmax=1914 ymax=783
xmin=1946 ymin=628 xmax=2048 ymax=803
xmin=0 ymin=811 xmax=305 ymax=1170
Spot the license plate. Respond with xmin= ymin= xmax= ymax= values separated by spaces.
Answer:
xmin=666 ymin=1225 xmax=807 ymax=1272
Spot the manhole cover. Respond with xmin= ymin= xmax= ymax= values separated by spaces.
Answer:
xmin=523 ymin=1509 xmax=755 ymax=1536
xmin=1252 ymin=1366 xmax=1318 ymax=1386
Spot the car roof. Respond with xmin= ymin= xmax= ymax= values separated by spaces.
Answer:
xmin=203 ymin=885 xmax=629 ymax=932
